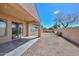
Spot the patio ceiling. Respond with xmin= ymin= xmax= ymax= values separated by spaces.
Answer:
xmin=19 ymin=3 xmax=40 ymax=22
xmin=0 ymin=3 xmax=39 ymax=23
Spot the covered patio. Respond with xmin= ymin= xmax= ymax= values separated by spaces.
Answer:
xmin=0 ymin=3 xmax=41 ymax=56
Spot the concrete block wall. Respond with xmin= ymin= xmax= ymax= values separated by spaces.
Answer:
xmin=56 ymin=27 xmax=79 ymax=44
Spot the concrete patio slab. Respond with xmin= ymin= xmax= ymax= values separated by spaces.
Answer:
xmin=0 ymin=39 xmax=31 ymax=56
xmin=21 ymin=36 xmax=38 ymax=39
xmin=0 ymin=36 xmax=39 ymax=56
xmin=5 ymin=38 xmax=39 ymax=56
xmin=22 ymin=33 xmax=79 ymax=56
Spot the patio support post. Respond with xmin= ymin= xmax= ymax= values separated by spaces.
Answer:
xmin=26 ymin=22 xmax=29 ymax=36
xmin=38 ymin=22 xmax=41 ymax=37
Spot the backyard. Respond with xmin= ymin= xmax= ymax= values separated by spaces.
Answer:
xmin=0 ymin=3 xmax=79 ymax=56
xmin=22 ymin=33 xmax=79 ymax=56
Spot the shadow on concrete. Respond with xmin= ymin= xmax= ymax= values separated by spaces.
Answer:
xmin=0 ymin=39 xmax=32 ymax=56
xmin=56 ymin=34 xmax=79 ymax=48
xmin=0 ymin=37 xmax=38 ymax=56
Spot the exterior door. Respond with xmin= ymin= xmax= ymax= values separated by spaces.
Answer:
xmin=12 ymin=22 xmax=23 ymax=40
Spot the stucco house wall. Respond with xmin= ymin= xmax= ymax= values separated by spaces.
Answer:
xmin=0 ymin=3 xmax=41 ymax=44
xmin=0 ymin=13 xmax=28 ymax=44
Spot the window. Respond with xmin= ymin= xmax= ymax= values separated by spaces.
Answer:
xmin=0 ymin=19 xmax=6 ymax=36
xmin=29 ymin=24 xmax=38 ymax=32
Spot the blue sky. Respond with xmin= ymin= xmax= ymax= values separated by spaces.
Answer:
xmin=35 ymin=3 xmax=79 ymax=28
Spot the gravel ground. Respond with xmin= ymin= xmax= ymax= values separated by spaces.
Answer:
xmin=22 ymin=33 xmax=79 ymax=56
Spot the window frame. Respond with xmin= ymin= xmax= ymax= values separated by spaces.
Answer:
xmin=0 ymin=18 xmax=7 ymax=37
xmin=29 ymin=24 xmax=38 ymax=32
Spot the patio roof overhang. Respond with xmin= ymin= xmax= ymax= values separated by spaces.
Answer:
xmin=0 ymin=3 xmax=40 ymax=23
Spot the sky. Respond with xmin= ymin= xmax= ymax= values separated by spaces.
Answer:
xmin=35 ymin=3 xmax=79 ymax=28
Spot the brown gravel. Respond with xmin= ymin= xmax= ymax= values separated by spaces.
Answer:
xmin=22 ymin=33 xmax=79 ymax=56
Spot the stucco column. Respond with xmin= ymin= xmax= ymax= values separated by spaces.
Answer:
xmin=26 ymin=22 xmax=29 ymax=36
xmin=7 ymin=17 xmax=12 ymax=41
xmin=38 ymin=23 xmax=41 ymax=37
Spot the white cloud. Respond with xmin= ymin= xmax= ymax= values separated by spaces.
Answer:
xmin=54 ymin=10 xmax=60 ymax=14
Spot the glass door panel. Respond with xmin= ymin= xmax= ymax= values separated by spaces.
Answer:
xmin=12 ymin=22 xmax=23 ymax=40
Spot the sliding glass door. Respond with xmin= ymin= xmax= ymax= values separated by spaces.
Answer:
xmin=12 ymin=22 xmax=23 ymax=40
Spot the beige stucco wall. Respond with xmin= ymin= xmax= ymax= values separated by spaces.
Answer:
xmin=29 ymin=32 xmax=38 ymax=36
xmin=19 ymin=3 xmax=40 ymax=21
xmin=0 ymin=3 xmax=41 ymax=44
xmin=0 ymin=13 xmax=28 ymax=44
xmin=0 ymin=13 xmax=12 ymax=44
xmin=56 ymin=27 xmax=79 ymax=44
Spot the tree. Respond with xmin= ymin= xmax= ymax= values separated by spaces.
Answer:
xmin=41 ymin=25 xmax=47 ymax=30
xmin=54 ymin=12 xmax=79 ymax=28
xmin=53 ymin=24 xmax=60 ymax=29
xmin=48 ymin=25 xmax=60 ymax=30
